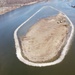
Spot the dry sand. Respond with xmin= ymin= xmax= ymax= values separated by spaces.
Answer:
xmin=20 ymin=13 xmax=70 ymax=63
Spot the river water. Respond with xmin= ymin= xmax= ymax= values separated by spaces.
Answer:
xmin=0 ymin=0 xmax=75 ymax=75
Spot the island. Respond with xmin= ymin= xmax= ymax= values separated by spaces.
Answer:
xmin=20 ymin=13 xmax=70 ymax=63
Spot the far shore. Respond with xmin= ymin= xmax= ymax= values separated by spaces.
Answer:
xmin=0 ymin=1 xmax=38 ymax=15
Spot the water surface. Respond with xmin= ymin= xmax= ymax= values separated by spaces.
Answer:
xmin=0 ymin=0 xmax=75 ymax=75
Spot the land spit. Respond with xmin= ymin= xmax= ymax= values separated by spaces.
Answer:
xmin=20 ymin=13 xmax=71 ymax=63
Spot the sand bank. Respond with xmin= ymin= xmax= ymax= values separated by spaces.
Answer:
xmin=14 ymin=6 xmax=74 ymax=67
xmin=20 ymin=13 xmax=70 ymax=63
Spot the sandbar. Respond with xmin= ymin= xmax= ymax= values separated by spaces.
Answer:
xmin=20 ymin=13 xmax=70 ymax=63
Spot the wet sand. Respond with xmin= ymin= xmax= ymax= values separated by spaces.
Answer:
xmin=20 ymin=13 xmax=70 ymax=63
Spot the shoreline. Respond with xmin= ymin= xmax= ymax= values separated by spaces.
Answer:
xmin=14 ymin=6 xmax=74 ymax=67
xmin=0 ymin=1 xmax=38 ymax=15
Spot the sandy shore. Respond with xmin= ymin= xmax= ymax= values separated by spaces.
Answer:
xmin=20 ymin=13 xmax=70 ymax=63
xmin=0 ymin=7 xmax=19 ymax=15
xmin=0 ymin=1 xmax=38 ymax=15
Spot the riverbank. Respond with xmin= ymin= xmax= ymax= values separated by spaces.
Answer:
xmin=0 ymin=1 xmax=39 ymax=15
xmin=0 ymin=6 xmax=19 ymax=15
xmin=20 ymin=13 xmax=70 ymax=63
